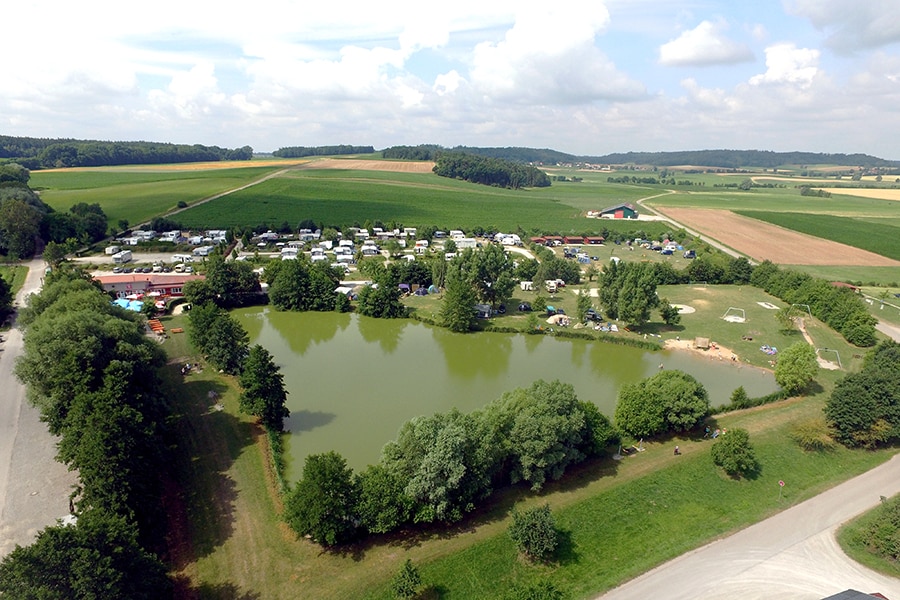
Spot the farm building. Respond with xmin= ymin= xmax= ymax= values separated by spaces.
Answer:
xmin=563 ymin=236 xmax=584 ymax=245
xmin=599 ymin=203 xmax=639 ymax=219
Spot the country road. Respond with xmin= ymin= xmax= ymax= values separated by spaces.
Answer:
xmin=0 ymin=260 xmax=77 ymax=558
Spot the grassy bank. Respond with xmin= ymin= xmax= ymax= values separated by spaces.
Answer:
xmin=159 ymin=310 xmax=893 ymax=599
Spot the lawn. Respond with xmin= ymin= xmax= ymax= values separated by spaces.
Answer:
xmin=0 ymin=264 xmax=28 ymax=297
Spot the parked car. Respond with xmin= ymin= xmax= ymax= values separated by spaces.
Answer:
xmin=112 ymin=266 xmax=123 ymax=273
xmin=660 ymin=248 xmax=673 ymax=255
xmin=518 ymin=302 xmax=532 ymax=312
xmin=683 ymin=250 xmax=696 ymax=259
xmin=585 ymin=308 xmax=601 ymax=322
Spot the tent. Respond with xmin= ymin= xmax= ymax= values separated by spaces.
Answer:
xmin=414 ymin=287 xmax=428 ymax=296
xmin=428 ymin=285 xmax=439 ymax=294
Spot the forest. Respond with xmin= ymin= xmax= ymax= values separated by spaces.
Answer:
xmin=585 ymin=149 xmax=900 ymax=169
xmin=432 ymin=151 xmax=551 ymax=189
xmin=0 ymin=135 xmax=253 ymax=169
xmin=273 ymin=145 xmax=374 ymax=158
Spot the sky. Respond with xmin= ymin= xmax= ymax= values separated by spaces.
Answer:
xmin=4 ymin=0 xmax=900 ymax=158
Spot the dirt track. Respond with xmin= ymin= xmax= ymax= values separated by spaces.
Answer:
xmin=658 ymin=208 xmax=900 ymax=266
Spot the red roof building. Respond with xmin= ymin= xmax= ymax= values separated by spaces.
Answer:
xmin=94 ymin=273 xmax=205 ymax=298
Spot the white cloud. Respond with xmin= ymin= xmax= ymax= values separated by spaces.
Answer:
xmin=786 ymin=0 xmax=900 ymax=52
xmin=750 ymin=43 xmax=820 ymax=87
xmin=659 ymin=20 xmax=754 ymax=66
xmin=468 ymin=2 xmax=644 ymax=103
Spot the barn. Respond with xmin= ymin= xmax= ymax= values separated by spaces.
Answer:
xmin=599 ymin=203 xmax=638 ymax=219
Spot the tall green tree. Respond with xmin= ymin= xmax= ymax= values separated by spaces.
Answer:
xmin=615 ymin=370 xmax=709 ymax=438
xmin=239 ymin=345 xmax=290 ymax=430
xmin=285 ymin=451 xmax=359 ymax=546
xmin=440 ymin=259 xmax=477 ymax=332
xmin=576 ymin=287 xmax=593 ymax=323
xmin=391 ymin=559 xmax=422 ymax=600
xmin=774 ymin=342 xmax=818 ymax=395
xmin=617 ymin=262 xmax=659 ymax=327
xmin=711 ymin=428 xmax=759 ymax=478
xmin=508 ymin=504 xmax=558 ymax=561
xmin=0 ymin=510 xmax=172 ymax=600
xmin=470 ymin=244 xmax=515 ymax=307
xmin=0 ymin=198 xmax=42 ymax=258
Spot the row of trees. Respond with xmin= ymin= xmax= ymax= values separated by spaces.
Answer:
xmin=433 ymin=152 xmax=551 ymax=189
xmin=750 ymin=261 xmax=877 ymax=346
xmin=4 ymin=269 xmax=173 ymax=596
xmin=587 ymin=150 xmax=899 ymax=169
xmin=825 ymin=340 xmax=900 ymax=448
xmin=0 ymin=135 xmax=252 ymax=169
xmin=273 ymin=145 xmax=374 ymax=158
xmin=284 ymin=380 xmax=618 ymax=546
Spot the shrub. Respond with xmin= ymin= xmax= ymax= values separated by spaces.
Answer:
xmin=391 ymin=559 xmax=422 ymax=599
xmin=711 ymin=428 xmax=759 ymax=478
xmin=614 ymin=370 xmax=709 ymax=438
xmin=509 ymin=504 xmax=558 ymax=561
xmin=789 ymin=417 xmax=836 ymax=451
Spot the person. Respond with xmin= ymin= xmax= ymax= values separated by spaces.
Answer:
xmin=674 ymin=446 xmax=681 ymax=455
xmin=712 ymin=428 xmax=720 ymax=439
xmin=704 ymin=426 xmax=711 ymax=438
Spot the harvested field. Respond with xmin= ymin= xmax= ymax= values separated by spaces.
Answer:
xmin=659 ymin=207 xmax=900 ymax=266
xmin=819 ymin=188 xmax=900 ymax=201
xmin=303 ymin=158 xmax=435 ymax=173
xmin=39 ymin=159 xmax=313 ymax=173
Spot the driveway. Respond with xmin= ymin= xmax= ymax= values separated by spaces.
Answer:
xmin=0 ymin=260 xmax=77 ymax=557
xmin=597 ymin=454 xmax=900 ymax=600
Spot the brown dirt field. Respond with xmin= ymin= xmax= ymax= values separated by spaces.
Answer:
xmin=302 ymin=158 xmax=435 ymax=173
xmin=660 ymin=207 xmax=900 ymax=266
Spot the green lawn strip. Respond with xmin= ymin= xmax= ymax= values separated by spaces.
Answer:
xmin=836 ymin=495 xmax=900 ymax=579
xmin=785 ymin=265 xmax=900 ymax=287
xmin=733 ymin=211 xmax=900 ymax=261
xmin=0 ymin=264 xmax=28 ymax=296
xmin=362 ymin=430 xmax=893 ymax=599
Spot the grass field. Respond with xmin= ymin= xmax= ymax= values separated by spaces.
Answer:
xmin=30 ymin=166 xmax=285 ymax=227
xmin=0 ymin=265 xmax=28 ymax=297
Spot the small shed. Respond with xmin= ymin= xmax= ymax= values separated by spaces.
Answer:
xmin=694 ymin=337 xmax=710 ymax=350
xmin=474 ymin=304 xmax=492 ymax=318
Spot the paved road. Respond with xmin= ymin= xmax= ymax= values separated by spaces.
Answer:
xmin=0 ymin=260 xmax=77 ymax=557
xmin=597 ymin=454 xmax=900 ymax=600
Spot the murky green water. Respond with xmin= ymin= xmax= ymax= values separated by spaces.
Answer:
xmin=235 ymin=308 xmax=779 ymax=479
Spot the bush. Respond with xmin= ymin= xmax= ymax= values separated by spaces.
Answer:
xmin=789 ymin=417 xmax=836 ymax=451
xmin=391 ymin=559 xmax=422 ymax=599
xmin=508 ymin=504 xmax=558 ymax=561
xmin=614 ymin=370 xmax=709 ymax=438
xmin=711 ymin=428 xmax=759 ymax=478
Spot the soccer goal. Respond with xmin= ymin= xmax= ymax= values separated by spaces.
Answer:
xmin=722 ymin=307 xmax=746 ymax=323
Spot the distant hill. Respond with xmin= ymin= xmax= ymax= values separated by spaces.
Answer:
xmin=580 ymin=150 xmax=900 ymax=169
xmin=0 ymin=135 xmax=253 ymax=170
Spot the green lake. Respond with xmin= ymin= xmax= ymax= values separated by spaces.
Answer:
xmin=235 ymin=308 xmax=780 ymax=479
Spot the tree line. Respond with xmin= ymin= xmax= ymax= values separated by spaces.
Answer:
xmin=586 ymin=149 xmax=899 ymax=169
xmin=0 ymin=135 xmax=252 ymax=169
xmin=272 ymin=145 xmax=374 ymax=158
xmin=284 ymin=379 xmax=618 ymax=546
xmin=2 ymin=269 xmax=173 ymax=597
xmin=432 ymin=151 xmax=551 ymax=189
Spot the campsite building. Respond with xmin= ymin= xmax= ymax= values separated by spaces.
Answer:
xmin=94 ymin=273 xmax=205 ymax=299
xmin=599 ymin=203 xmax=639 ymax=219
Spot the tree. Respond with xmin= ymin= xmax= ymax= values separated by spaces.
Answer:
xmin=615 ymin=370 xmax=709 ymax=438
xmin=356 ymin=464 xmax=412 ymax=534
xmin=659 ymin=298 xmax=681 ymax=326
xmin=391 ymin=559 xmax=422 ymax=600
xmin=0 ymin=198 xmax=42 ymax=258
xmin=487 ymin=380 xmax=586 ymax=491
xmin=508 ymin=504 xmax=558 ymax=561
xmin=201 ymin=311 xmax=249 ymax=374
xmin=711 ymin=428 xmax=759 ymax=478
xmin=578 ymin=400 xmax=619 ymax=456
xmin=0 ymin=274 xmax=12 ymax=315
xmin=239 ymin=345 xmax=290 ymax=430
xmin=470 ymin=245 xmax=516 ymax=307
xmin=774 ymin=342 xmax=818 ymax=395
xmin=576 ymin=287 xmax=592 ymax=323
xmin=440 ymin=259 xmax=477 ymax=332
xmin=0 ymin=510 xmax=171 ymax=600
xmin=284 ymin=451 xmax=359 ymax=546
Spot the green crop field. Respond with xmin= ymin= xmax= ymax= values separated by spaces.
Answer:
xmin=175 ymin=169 xmax=661 ymax=234
xmin=30 ymin=166 xmax=283 ymax=227
xmin=735 ymin=211 xmax=900 ymax=261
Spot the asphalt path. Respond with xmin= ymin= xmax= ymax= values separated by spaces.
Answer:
xmin=597 ymin=454 xmax=900 ymax=600
xmin=0 ymin=260 xmax=77 ymax=557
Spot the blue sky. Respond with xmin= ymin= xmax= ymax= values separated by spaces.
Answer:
xmin=4 ymin=0 xmax=899 ymax=157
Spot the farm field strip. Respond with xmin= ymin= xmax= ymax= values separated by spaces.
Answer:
xmin=656 ymin=207 xmax=900 ymax=266
xmin=733 ymin=211 xmax=900 ymax=262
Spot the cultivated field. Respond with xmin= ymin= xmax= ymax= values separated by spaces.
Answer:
xmin=657 ymin=207 xmax=900 ymax=266
xmin=303 ymin=158 xmax=436 ymax=173
xmin=820 ymin=188 xmax=900 ymax=201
